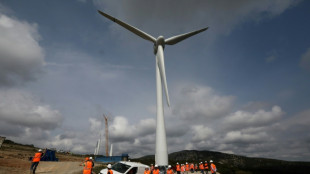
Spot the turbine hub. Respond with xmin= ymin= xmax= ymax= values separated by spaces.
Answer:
xmin=154 ymin=36 xmax=165 ymax=54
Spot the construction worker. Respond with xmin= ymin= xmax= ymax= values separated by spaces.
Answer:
xmin=199 ymin=162 xmax=204 ymax=174
xmin=89 ymin=157 xmax=95 ymax=173
xmin=194 ymin=163 xmax=198 ymax=172
xmin=144 ymin=167 xmax=151 ymax=174
xmin=181 ymin=164 xmax=185 ymax=174
xmin=176 ymin=162 xmax=181 ymax=174
xmin=150 ymin=164 xmax=154 ymax=174
xmin=204 ymin=161 xmax=209 ymax=174
xmin=167 ymin=165 xmax=174 ymax=174
xmin=185 ymin=162 xmax=189 ymax=174
xmin=210 ymin=160 xmax=217 ymax=174
xmin=107 ymin=164 xmax=113 ymax=174
xmin=190 ymin=163 xmax=194 ymax=173
xmin=153 ymin=164 xmax=160 ymax=174
xmin=80 ymin=157 xmax=93 ymax=174
xmin=30 ymin=149 xmax=44 ymax=174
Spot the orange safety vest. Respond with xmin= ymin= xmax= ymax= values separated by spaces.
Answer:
xmin=107 ymin=169 xmax=114 ymax=174
xmin=199 ymin=164 xmax=204 ymax=170
xmin=190 ymin=164 xmax=194 ymax=169
xmin=167 ymin=169 xmax=174 ymax=174
xmin=204 ymin=163 xmax=209 ymax=170
xmin=176 ymin=164 xmax=180 ymax=171
xmin=144 ymin=170 xmax=150 ymax=174
xmin=195 ymin=164 xmax=198 ymax=170
xmin=32 ymin=152 xmax=42 ymax=162
xmin=83 ymin=161 xmax=93 ymax=174
xmin=185 ymin=164 xmax=189 ymax=171
xmin=210 ymin=164 xmax=216 ymax=174
xmin=181 ymin=166 xmax=185 ymax=172
xmin=153 ymin=169 xmax=159 ymax=174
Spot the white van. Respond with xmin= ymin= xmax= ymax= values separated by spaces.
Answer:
xmin=99 ymin=161 xmax=149 ymax=174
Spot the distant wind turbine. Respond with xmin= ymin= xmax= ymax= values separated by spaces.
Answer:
xmin=98 ymin=10 xmax=208 ymax=166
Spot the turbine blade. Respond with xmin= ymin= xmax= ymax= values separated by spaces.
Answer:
xmin=165 ymin=27 xmax=208 ymax=45
xmin=156 ymin=45 xmax=170 ymax=107
xmin=98 ymin=10 xmax=156 ymax=43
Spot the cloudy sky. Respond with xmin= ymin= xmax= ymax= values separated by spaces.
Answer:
xmin=1 ymin=0 xmax=310 ymax=161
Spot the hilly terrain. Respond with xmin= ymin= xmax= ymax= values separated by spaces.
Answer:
xmin=132 ymin=150 xmax=310 ymax=174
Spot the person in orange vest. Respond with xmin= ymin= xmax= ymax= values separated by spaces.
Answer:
xmin=80 ymin=157 xmax=94 ymax=174
xmin=210 ymin=160 xmax=217 ymax=174
xmin=153 ymin=164 xmax=160 ymax=174
xmin=199 ymin=162 xmax=204 ymax=174
xmin=185 ymin=162 xmax=189 ymax=174
xmin=194 ymin=163 xmax=198 ymax=172
xmin=190 ymin=163 xmax=194 ymax=173
xmin=181 ymin=164 xmax=185 ymax=174
xmin=144 ymin=167 xmax=151 ymax=174
xmin=176 ymin=162 xmax=181 ymax=174
xmin=107 ymin=164 xmax=113 ymax=174
xmin=204 ymin=161 xmax=209 ymax=174
xmin=30 ymin=149 xmax=44 ymax=174
xmin=167 ymin=165 xmax=174 ymax=174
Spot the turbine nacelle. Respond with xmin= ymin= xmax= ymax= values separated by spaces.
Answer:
xmin=154 ymin=36 xmax=165 ymax=54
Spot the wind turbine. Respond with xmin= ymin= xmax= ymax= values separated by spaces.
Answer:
xmin=98 ymin=10 xmax=208 ymax=166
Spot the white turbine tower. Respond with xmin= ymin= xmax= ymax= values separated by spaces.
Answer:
xmin=98 ymin=10 xmax=208 ymax=166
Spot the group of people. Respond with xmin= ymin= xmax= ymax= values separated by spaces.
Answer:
xmin=80 ymin=157 xmax=95 ymax=174
xmin=147 ymin=161 xmax=217 ymax=174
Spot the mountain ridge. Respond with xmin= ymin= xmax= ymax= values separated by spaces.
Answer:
xmin=132 ymin=150 xmax=310 ymax=174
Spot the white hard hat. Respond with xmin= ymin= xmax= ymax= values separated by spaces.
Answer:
xmin=176 ymin=162 xmax=179 ymax=164
xmin=186 ymin=162 xmax=188 ymax=164
xmin=168 ymin=165 xmax=171 ymax=168
xmin=89 ymin=157 xmax=93 ymax=160
xmin=107 ymin=164 xmax=112 ymax=168
xmin=210 ymin=160 xmax=213 ymax=163
xmin=155 ymin=164 xmax=158 ymax=167
xmin=38 ymin=149 xmax=42 ymax=152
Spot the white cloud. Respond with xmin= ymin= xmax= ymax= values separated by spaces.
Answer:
xmin=0 ymin=89 xmax=63 ymax=130
xmin=223 ymin=131 xmax=269 ymax=144
xmin=223 ymin=105 xmax=284 ymax=130
xmin=0 ymin=13 xmax=45 ymax=86
xmin=89 ymin=117 xmax=103 ymax=133
xmin=191 ymin=125 xmax=213 ymax=142
xmin=172 ymin=85 xmax=234 ymax=120
xmin=109 ymin=116 xmax=156 ymax=142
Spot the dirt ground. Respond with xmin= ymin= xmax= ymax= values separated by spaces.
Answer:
xmin=0 ymin=141 xmax=86 ymax=174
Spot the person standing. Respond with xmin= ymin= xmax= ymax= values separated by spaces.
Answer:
xmin=210 ymin=160 xmax=217 ymax=174
xmin=150 ymin=164 xmax=154 ymax=174
xmin=199 ymin=162 xmax=204 ymax=174
xmin=185 ymin=162 xmax=189 ymax=174
xmin=144 ymin=167 xmax=151 ymax=174
xmin=176 ymin=162 xmax=181 ymax=174
xmin=107 ymin=164 xmax=113 ymax=174
xmin=181 ymin=164 xmax=185 ymax=174
xmin=190 ymin=163 xmax=194 ymax=173
xmin=30 ymin=149 xmax=44 ymax=174
xmin=81 ymin=157 xmax=93 ymax=174
xmin=153 ymin=164 xmax=160 ymax=174
xmin=167 ymin=165 xmax=174 ymax=174
xmin=204 ymin=161 xmax=209 ymax=174
xmin=89 ymin=157 xmax=95 ymax=174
